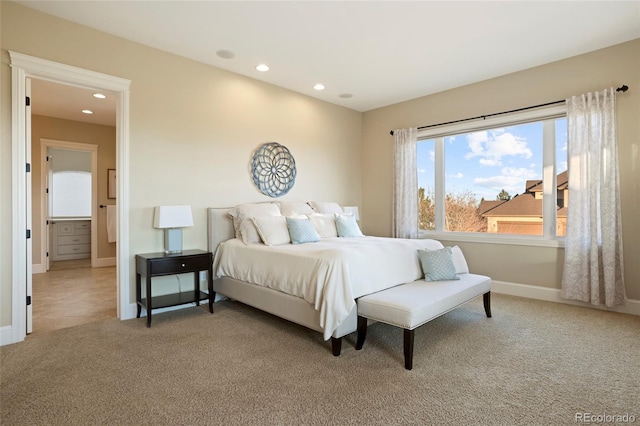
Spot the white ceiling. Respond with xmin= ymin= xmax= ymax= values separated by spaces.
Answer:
xmin=31 ymin=79 xmax=117 ymax=126
xmin=21 ymin=0 xmax=640 ymax=126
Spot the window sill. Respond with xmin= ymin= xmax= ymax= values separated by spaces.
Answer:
xmin=419 ymin=231 xmax=565 ymax=248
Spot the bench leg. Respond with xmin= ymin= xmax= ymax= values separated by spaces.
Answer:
xmin=331 ymin=337 xmax=342 ymax=356
xmin=483 ymin=291 xmax=492 ymax=318
xmin=404 ymin=328 xmax=414 ymax=370
xmin=356 ymin=316 xmax=367 ymax=350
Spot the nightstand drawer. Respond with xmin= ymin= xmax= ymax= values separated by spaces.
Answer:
xmin=149 ymin=255 xmax=210 ymax=275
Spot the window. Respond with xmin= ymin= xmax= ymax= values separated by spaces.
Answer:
xmin=417 ymin=105 xmax=567 ymax=243
xmin=51 ymin=171 xmax=92 ymax=217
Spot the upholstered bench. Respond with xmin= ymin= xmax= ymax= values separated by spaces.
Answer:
xmin=355 ymin=274 xmax=492 ymax=370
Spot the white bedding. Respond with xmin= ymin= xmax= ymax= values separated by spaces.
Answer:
xmin=213 ymin=236 xmax=444 ymax=340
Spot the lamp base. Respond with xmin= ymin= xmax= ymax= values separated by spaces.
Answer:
xmin=164 ymin=228 xmax=183 ymax=254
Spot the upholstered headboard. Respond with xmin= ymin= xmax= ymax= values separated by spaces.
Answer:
xmin=207 ymin=208 xmax=235 ymax=255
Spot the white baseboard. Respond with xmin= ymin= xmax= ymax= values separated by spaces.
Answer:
xmin=32 ymin=258 xmax=115 ymax=274
xmin=491 ymin=280 xmax=640 ymax=316
xmin=93 ymin=257 xmax=116 ymax=268
xmin=1 ymin=326 xmax=14 ymax=346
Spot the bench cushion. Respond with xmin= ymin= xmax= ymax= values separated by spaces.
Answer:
xmin=357 ymin=273 xmax=491 ymax=330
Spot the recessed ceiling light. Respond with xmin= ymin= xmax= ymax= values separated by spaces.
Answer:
xmin=313 ymin=84 xmax=325 ymax=91
xmin=93 ymin=93 xmax=106 ymax=99
xmin=256 ymin=64 xmax=270 ymax=72
xmin=216 ymin=49 xmax=235 ymax=59
xmin=81 ymin=110 xmax=93 ymax=115
xmin=339 ymin=93 xmax=353 ymax=99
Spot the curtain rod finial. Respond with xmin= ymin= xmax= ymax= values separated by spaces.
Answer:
xmin=616 ymin=84 xmax=628 ymax=92
xmin=390 ymin=130 xmax=394 ymax=136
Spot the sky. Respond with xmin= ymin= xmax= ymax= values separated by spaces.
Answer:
xmin=417 ymin=118 xmax=567 ymax=201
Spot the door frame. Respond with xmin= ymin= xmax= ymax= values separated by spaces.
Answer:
xmin=10 ymin=51 xmax=132 ymax=344
xmin=40 ymin=140 xmax=99 ymax=270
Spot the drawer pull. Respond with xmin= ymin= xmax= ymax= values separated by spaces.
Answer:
xmin=181 ymin=263 xmax=186 ymax=267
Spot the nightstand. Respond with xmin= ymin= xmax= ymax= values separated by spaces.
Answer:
xmin=135 ymin=249 xmax=214 ymax=327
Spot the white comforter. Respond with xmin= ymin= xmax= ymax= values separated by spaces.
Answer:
xmin=213 ymin=236 xmax=444 ymax=340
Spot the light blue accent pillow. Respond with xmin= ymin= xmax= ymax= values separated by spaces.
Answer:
xmin=335 ymin=214 xmax=364 ymax=237
xmin=286 ymin=217 xmax=320 ymax=245
xmin=417 ymin=247 xmax=460 ymax=281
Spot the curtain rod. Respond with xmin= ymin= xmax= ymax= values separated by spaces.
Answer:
xmin=389 ymin=84 xmax=629 ymax=136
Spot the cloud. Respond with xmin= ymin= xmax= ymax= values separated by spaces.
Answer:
xmin=429 ymin=150 xmax=434 ymax=162
xmin=474 ymin=167 xmax=539 ymax=193
xmin=465 ymin=129 xmax=532 ymax=166
xmin=417 ymin=168 xmax=427 ymax=174
xmin=451 ymin=172 xmax=463 ymax=179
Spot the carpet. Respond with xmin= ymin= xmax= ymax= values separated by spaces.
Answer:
xmin=1 ymin=294 xmax=639 ymax=425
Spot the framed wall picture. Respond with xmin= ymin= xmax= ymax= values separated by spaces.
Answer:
xmin=108 ymin=169 xmax=116 ymax=199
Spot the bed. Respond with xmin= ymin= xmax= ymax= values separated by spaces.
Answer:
xmin=208 ymin=206 xmax=444 ymax=355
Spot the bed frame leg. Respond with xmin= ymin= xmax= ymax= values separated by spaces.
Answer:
xmin=404 ymin=328 xmax=414 ymax=370
xmin=483 ymin=291 xmax=492 ymax=318
xmin=355 ymin=315 xmax=367 ymax=350
xmin=331 ymin=337 xmax=342 ymax=356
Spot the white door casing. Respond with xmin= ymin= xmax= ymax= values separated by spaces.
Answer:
xmin=9 ymin=51 xmax=132 ymax=344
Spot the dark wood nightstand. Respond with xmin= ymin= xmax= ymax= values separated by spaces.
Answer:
xmin=135 ymin=249 xmax=214 ymax=327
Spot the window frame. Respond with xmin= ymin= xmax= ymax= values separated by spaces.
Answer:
xmin=417 ymin=104 xmax=567 ymax=248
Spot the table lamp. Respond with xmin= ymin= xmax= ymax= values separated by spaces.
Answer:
xmin=153 ymin=205 xmax=193 ymax=254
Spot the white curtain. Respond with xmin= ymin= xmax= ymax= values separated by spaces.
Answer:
xmin=561 ymin=88 xmax=626 ymax=307
xmin=392 ymin=127 xmax=418 ymax=238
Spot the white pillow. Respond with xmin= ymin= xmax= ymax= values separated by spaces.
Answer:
xmin=252 ymin=216 xmax=291 ymax=246
xmin=335 ymin=213 xmax=364 ymax=237
xmin=229 ymin=203 xmax=281 ymax=240
xmin=278 ymin=201 xmax=315 ymax=217
xmin=308 ymin=213 xmax=338 ymax=238
xmin=308 ymin=201 xmax=343 ymax=214
xmin=239 ymin=220 xmax=261 ymax=245
xmin=450 ymin=245 xmax=469 ymax=274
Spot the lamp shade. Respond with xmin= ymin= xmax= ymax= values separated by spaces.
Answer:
xmin=153 ymin=205 xmax=193 ymax=229
xmin=343 ymin=206 xmax=360 ymax=221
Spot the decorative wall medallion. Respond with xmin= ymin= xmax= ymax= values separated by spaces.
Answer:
xmin=251 ymin=142 xmax=297 ymax=197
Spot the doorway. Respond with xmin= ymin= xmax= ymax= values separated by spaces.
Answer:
xmin=32 ymin=138 xmax=113 ymax=333
xmin=9 ymin=51 xmax=132 ymax=344
xmin=38 ymin=140 xmax=100 ymax=272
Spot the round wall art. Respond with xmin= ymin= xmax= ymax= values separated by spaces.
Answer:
xmin=251 ymin=142 xmax=297 ymax=197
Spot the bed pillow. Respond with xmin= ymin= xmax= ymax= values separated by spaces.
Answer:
xmin=335 ymin=213 xmax=364 ymax=237
xmin=286 ymin=217 xmax=320 ymax=245
xmin=308 ymin=213 xmax=338 ymax=238
xmin=252 ymin=216 xmax=291 ymax=246
xmin=239 ymin=220 xmax=262 ymax=245
xmin=450 ymin=245 xmax=469 ymax=274
xmin=278 ymin=201 xmax=315 ymax=217
xmin=229 ymin=203 xmax=281 ymax=241
xmin=417 ymin=247 xmax=460 ymax=282
xmin=308 ymin=201 xmax=343 ymax=214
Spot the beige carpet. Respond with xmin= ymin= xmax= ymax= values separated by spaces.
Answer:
xmin=2 ymin=294 xmax=639 ymax=425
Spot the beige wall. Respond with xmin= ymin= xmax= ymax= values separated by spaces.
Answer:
xmin=362 ymin=39 xmax=640 ymax=299
xmin=1 ymin=2 xmax=362 ymax=327
xmin=31 ymin=115 xmax=117 ymax=264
